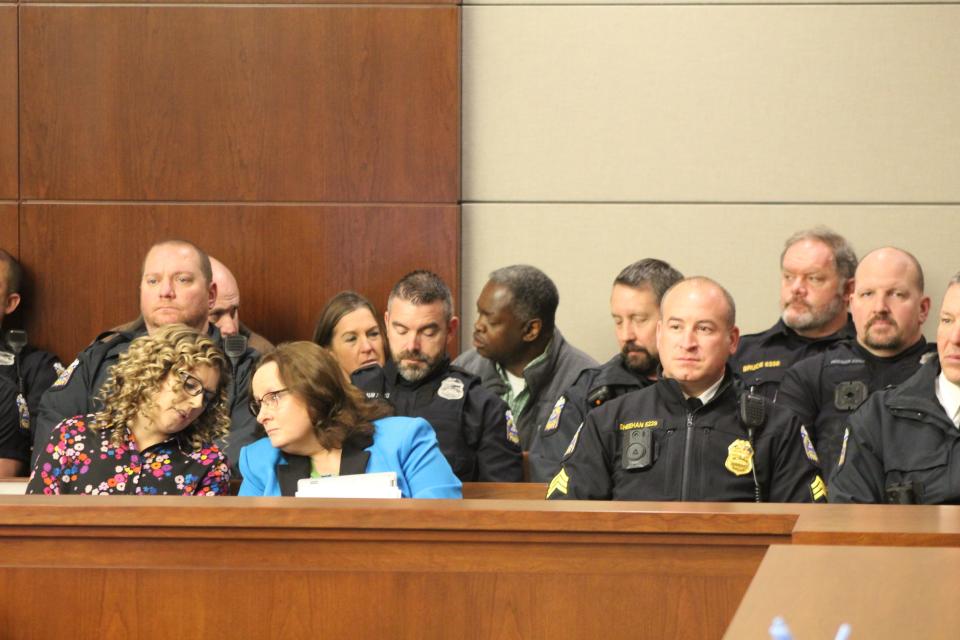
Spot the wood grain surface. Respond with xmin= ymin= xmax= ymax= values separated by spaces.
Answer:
xmin=20 ymin=5 xmax=460 ymax=202
xmin=20 ymin=203 xmax=459 ymax=362
xmin=724 ymin=544 xmax=960 ymax=639
xmin=0 ymin=7 xmax=16 ymax=200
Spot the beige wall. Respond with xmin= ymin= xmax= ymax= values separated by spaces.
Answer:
xmin=460 ymin=3 xmax=960 ymax=360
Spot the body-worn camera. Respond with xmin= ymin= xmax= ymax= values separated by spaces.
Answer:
xmin=621 ymin=428 xmax=654 ymax=470
xmin=835 ymin=380 xmax=869 ymax=411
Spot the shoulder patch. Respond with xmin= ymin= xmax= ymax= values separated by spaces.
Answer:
xmin=837 ymin=428 xmax=850 ymax=468
xmin=0 ymin=351 xmax=14 ymax=366
xmin=544 ymin=396 xmax=565 ymax=433
xmin=437 ymin=377 xmax=464 ymax=400
xmin=563 ymin=424 xmax=583 ymax=459
xmin=546 ymin=468 xmax=569 ymax=498
xmin=16 ymin=393 xmax=29 ymax=431
xmin=505 ymin=410 xmax=520 ymax=445
xmin=799 ymin=425 xmax=819 ymax=464
xmin=52 ymin=359 xmax=79 ymax=388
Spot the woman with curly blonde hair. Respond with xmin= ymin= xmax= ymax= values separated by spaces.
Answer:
xmin=28 ymin=324 xmax=232 ymax=495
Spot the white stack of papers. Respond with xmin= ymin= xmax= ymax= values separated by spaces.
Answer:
xmin=295 ymin=472 xmax=401 ymax=499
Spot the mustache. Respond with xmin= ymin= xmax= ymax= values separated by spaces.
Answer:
xmin=621 ymin=342 xmax=653 ymax=357
xmin=866 ymin=313 xmax=898 ymax=330
xmin=396 ymin=350 xmax=430 ymax=364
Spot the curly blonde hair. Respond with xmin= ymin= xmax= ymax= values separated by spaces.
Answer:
xmin=93 ymin=324 xmax=232 ymax=450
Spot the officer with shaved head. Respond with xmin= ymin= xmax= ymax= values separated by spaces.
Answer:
xmin=778 ymin=247 xmax=934 ymax=480
xmin=832 ymin=275 xmax=960 ymax=503
xmin=548 ymin=277 xmax=823 ymax=502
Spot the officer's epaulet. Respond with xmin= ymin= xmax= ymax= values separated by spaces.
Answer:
xmin=351 ymin=364 xmax=389 ymax=398
xmin=447 ymin=364 xmax=480 ymax=383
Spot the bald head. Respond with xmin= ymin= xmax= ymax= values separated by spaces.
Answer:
xmin=209 ymin=257 xmax=241 ymax=336
xmin=851 ymin=247 xmax=930 ymax=356
xmin=657 ymin=277 xmax=740 ymax=396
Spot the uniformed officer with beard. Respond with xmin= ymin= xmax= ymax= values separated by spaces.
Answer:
xmin=733 ymin=228 xmax=856 ymax=400
xmin=352 ymin=271 xmax=522 ymax=482
xmin=548 ymin=277 xmax=823 ymax=502
xmin=778 ymin=247 xmax=934 ymax=480
xmin=528 ymin=259 xmax=682 ymax=482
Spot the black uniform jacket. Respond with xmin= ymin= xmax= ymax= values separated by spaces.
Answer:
xmin=548 ymin=368 xmax=825 ymax=502
xmin=831 ymin=357 xmax=960 ymax=504
xmin=351 ymin=360 xmax=523 ymax=482
xmin=777 ymin=337 xmax=934 ymax=479
xmin=0 ymin=376 xmax=25 ymax=463
xmin=733 ymin=316 xmax=855 ymax=400
xmin=0 ymin=337 xmax=61 ymax=455
xmin=34 ymin=324 xmax=259 ymax=470
xmin=528 ymin=354 xmax=653 ymax=483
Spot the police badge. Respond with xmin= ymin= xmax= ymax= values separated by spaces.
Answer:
xmin=725 ymin=439 xmax=754 ymax=476
xmin=437 ymin=377 xmax=464 ymax=400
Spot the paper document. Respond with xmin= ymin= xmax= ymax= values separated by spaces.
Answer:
xmin=295 ymin=472 xmax=401 ymax=499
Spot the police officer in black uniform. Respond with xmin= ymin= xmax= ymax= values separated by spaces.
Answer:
xmin=778 ymin=247 xmax=934 ymax=480
xmin=35 ymin=240 xmax=259 ymax=469
xmin=548 ymin=277 xmax=824 ymax=502
xmin=547 ymin=277 xmax=826 ymax=502
xmin=733 ymin=228 xmax=856 ymax=400
xmin=831 ymin=277 xmax=960 ymax=504
xmin=351 ymin=271 xmax=522 ymax=482
xmin=529 ymin=258 xmax=682 ymax=482
xmin=0 ymin=250 xmax=61 ymax=474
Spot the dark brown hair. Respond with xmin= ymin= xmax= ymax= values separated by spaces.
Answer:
xmin=313 ymin=290 xmax=388 ymax=354
xmin=256 ymin=341 xmax=391 ymax=450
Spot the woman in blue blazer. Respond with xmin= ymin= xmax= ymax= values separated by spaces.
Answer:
xmin=238 ymin=341 xmax=461 ymax=498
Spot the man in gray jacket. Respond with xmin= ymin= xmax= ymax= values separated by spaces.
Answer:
xmin=454 ymin=265 xmax=596 ymax=453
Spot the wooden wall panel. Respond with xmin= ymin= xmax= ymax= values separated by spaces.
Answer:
xmin=0 ymin=7 xmax=16 ymax=200
xmin=0 ymin=204 xmax=15 ymax=256
xmin=20 ymin=204 xmax=460 ymax=363
xmin=20 ymin=6 xmax=460 ymax=202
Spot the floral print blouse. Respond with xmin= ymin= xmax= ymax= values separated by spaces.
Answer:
xmin=27 ymin=415 xmax=230 ymax=495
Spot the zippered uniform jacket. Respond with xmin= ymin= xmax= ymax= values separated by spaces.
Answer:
xmin=547 ymin=368 xmax=826 ymax=503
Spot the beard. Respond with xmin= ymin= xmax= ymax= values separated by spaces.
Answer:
xmin=862 ymin=313 xmax=904 ymax=352
xmin=620 ymin=343 xmax=658 ymax=377
xmin=782 ymin=294 xmax=845 ymax=333
xmin=393 ymin=349 xmax=441 ymax=383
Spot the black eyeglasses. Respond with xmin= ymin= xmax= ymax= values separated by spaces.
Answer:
xmin=250 ymin=388 xmax=289 ymax=416
xmin=178 ymin=371 xmax=218 ymax=408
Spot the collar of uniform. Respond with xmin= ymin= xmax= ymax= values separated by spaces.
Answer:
xmin=688 ymin=375 xmax=724 ymax=405
xmin=591 ymin=354 xmax=655 ymax=389
xmin=763 ymin=315 xmax=855 ymax=346
xmin=935 ymin=369 xmax=960 ymax=428
xmin=659 ymin=366 xmax=735 ymax=410
xmin=852 ymin=336 xmax=931 ymax=364
xmin=882 ymin=356 xmax=955 ymax=424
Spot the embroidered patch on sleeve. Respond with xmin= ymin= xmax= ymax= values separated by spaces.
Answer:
xmin=547 ymin=468 xmax=569 ymax=498
xmin=562 ymin=424 xmax=583 ymax=459
xmin=800 ymin=425 xmax=819 ymax=464
xmin=810 ymin=475 xmax=827 ymax=501
xmin=544 ymin=396 xmax=565 ymax=433
xmin=506 ymin=410 xmax=520 ymax=445
xmin=52 ymin=359 xmax=79 ymax=388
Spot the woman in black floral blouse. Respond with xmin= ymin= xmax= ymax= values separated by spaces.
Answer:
xmin=27 ymin=324 xmax=232 ymax=495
